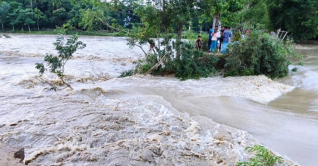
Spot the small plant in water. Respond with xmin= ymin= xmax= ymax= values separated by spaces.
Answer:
xmin=118 ymin=69 xmax=135 ymax=78
xmin=238 ymin=145 xmax=283 ymax=166
xmin=35 ymin=35 xmax=86 ymax=90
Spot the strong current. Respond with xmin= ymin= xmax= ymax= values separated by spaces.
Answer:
xmin=0 ymin=35 xmax=317 ymax=165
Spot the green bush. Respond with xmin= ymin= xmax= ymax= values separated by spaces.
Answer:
xmin=224 ymin=30 xmax=301 ymax=79
xmin=118 ymin=69 xmax=135 ymax=78
xmin=135 ymin=39 xmax=219 ymax=80
xmin=238 ymin=145 xmax=283 ymax=166
xmin=35 ymin=34 xmax=86 ymax=89
xmin=201 ymin=35 xmax=210 ymax=51
xmin=135 ymin=54 xmax=159 ymax=74
xmin=174 ymin=42 xmax=219 ymax=80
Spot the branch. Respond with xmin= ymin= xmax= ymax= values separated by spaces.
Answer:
xmin=135 ymin=44 xmax=148 ymax=57
xmin=97 ymin=16 xmax=132 ymax=35
xmin=144 ymin=56 xmax=165 ymax=75
xmin=59 ymin=76 xmax=73 ymax=90
xmin=97 ymin=16 xmax=152 ymax=57
xmin=35 ymin=76 xmax=58 ymax=91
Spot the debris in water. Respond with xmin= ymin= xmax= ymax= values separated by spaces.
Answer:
xmin=13 ymin=148 xmax=25 ymax=163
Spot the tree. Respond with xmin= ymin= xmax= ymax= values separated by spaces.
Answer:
xmin=34 ymin=8 xmax=46 ymax=31
xmin=0 ymin=1 xmax=10 ymax=31
xmin=236 ymin=0 xmax=270 ymax=29
xmin=36 ymin=35 xmax=86 ymax=90
xmin=7 ymin=2 xmax=23 ymax=31
xmin=24 ymin=14 xmax=36 ymax=32
xmin=268 ymin=0 xmax=318 ymax=40
xmin=52 ymin=7 xmax=68 ymax=26
xmin=20 ymin=8 xmax=35 ymax=32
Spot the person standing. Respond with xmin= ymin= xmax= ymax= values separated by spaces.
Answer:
xmin=233 ymin=28 xmax=242 ymax=42
xmin=221 ymin=27 xmax=232 ymax=53
xmin=218 ymin=26 xmax=225 ymax=52
xmin=208 ymin=26 xmax=214 ymax=50
xmin=246 ymin=29 xmax=250 ymax=37
xmin=210 ymin=29 xmax=218 ymax=52
xmin=196 ymin=36 xmax=202 ymax=50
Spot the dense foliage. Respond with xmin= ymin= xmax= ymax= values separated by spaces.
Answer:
xmin=134 ymin=38 xmax=219 ymax=80
xmin=0 ymin=0 xmax=137 ymax=32
xmin=224 ymin=29 xmax=300 ymax=79
xmin=268 ymin=0 xmax=318 ymax=40
xmin=0 ymin=0 xmax=317 ymax=40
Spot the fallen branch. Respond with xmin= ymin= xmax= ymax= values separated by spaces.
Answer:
xmin=97 ymin=16 xmax=152 ymax=57
xmin=35 ymin=76 xmax=58 ymax=91
xmin=144 ymin=56 xmax=165 ymax=75
xmin=59 ymin=77 xmax=73 ymax=90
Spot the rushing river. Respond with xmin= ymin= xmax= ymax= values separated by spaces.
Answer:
xmin=0 ymin=35 xmax=317 ymax=165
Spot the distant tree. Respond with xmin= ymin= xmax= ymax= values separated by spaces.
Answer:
xmin=23 ymin=9 xmax=36 ymax=32
xmin=34 ymin=8 xmax=46 ymax=31
xmin=0 ymin=1 xmax=10 ymax=31
xmin=268 ymin=0 xmax=318 ymax=40
xmin=7 ymin=3 xmax=23 ymax=31
xmin=52 ymin=7 xmax=68 ymax=26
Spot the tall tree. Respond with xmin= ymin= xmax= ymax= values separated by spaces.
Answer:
xmin=7 ymin=2 xmax=23 ymax=31
xmin=268 ymin=0 xmax=318 ymax=40
xmin=34 ymin=8 xmax=46 ymax=30
xmin=0 ymin=1 xmax=10 ymax=30
xmin=22 ymin=8 xmax=35 ymax=32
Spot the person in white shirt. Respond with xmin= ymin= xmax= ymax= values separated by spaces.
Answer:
xmin=210 ymin=28 xmax=219 ymax=52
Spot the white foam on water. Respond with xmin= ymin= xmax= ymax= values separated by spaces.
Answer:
xmin=0 ymin=34 xmax=304 ymax=165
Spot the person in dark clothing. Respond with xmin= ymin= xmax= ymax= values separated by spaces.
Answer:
xmin=221 ymin=27 xmax=233 ymax=53
xmin=218 ymin=26 xmax=225 ymax=52
xmin=208 ymin=26 xmax=214 ymax=49
xmin=196 ymin=36 xmax=202 ymax=50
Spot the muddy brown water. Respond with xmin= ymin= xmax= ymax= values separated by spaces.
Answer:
xmin=104 ymin=42 xmax=318 ymax=166
xmin=0 ymin=35 xmax=318 ymax=165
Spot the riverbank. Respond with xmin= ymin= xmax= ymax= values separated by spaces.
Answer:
xmin=1 ymin=34 xmax=315 ymax=165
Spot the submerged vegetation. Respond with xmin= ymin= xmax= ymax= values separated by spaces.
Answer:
xmin=35 ymin=35 xmax=86 ymax=90
xmin=134 ymin=38 xmax=219 ymax=80
xmin=224 ymin=29 xmax=302 ymax=79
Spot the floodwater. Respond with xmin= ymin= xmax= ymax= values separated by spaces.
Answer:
xmin=0 ymin=34 xmax=317 ymax=165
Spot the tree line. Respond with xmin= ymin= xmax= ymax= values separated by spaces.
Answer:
xmin=0 ymin=0 xmax=317 ymax=40
xmin=0 ymin=0 xmax=136 ymax=33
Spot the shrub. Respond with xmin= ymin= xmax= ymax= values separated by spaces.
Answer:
xmin=238 ymin=145 xmax=283 ymax=166
xmin=224 ymin=30 xmax=301 ymax=79
xmin=35 ymin=35 xmax=86 ymax=90
xmin=135 ymin=54 xmax=159 ymax=74
xmin=118 ymin=69 xmax=135 ymax=78
xmin=201 ymin=35 xmax=210 ymax=51
xmin=135 ymin=39 xmax=219 ymax=80
xmin=174 ymin=42 xmax=219 ymax=80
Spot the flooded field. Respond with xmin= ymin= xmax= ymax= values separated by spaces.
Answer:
xmin=0 ymin=34 xmax=317 ymax=165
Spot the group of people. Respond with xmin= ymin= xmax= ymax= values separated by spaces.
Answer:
xmin=196 ymin=26 xmax=234 ymax=53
